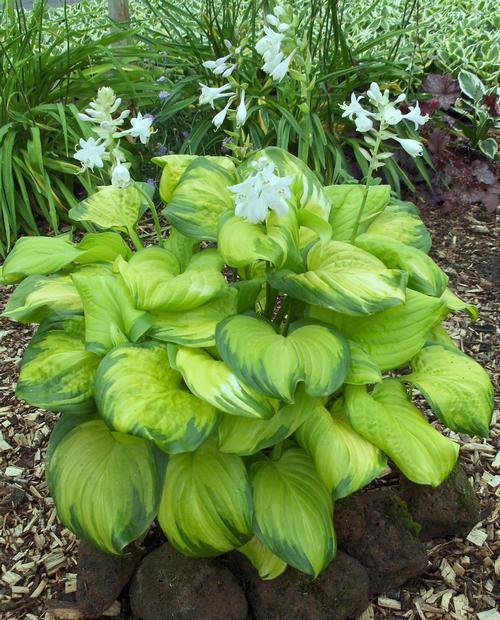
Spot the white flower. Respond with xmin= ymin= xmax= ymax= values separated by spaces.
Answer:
xmin=340 ymin=93 xmax=367 ymax=120
xmin=202 ymin=54 xmax=231 ymax=71
xmin=236 ymin=91 xmax=247 ymax=127
xmin=274 ymin=5 xmax=285 ymax=17
xmin=266 ymin=13 xmax=280 ymax=26
xmin=394 ymin=137 xmax=424 ymax=157
xmin=382 ymin=106 xmax=403 ymax=125
xmin=128 ymin=112 xmax=155 ymax=144
xmin=262 ymin=50 xmax=284 ymax=75
xmin=270 ymin=50 xmax=295 ymax=82
xmin=199 ymin=83 xmax=234 ymax=109
xmin=111 ymin=162 xmax=131 ymax=188
xmin=222 ymin=63 xmax=237 ymax=78
xmin=367 ymin=82 xmax=390 ymax=107
xmin=255 ymin=26 xmax=285 ymax=56
xmin=355 ymin=114 xmax=374 ymax=132
xmin=229 ymin=156 xmax=293 ymax=224
xmin=404 ymin=102 xmax=429 ymax=129
xmin=212 ymin=98 xmax=234 ymax=129
xmin=74 ymin=137 xmax=106 ymax=170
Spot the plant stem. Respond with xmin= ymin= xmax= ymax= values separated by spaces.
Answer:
xmin=137 ymin=185 xmax=163 ymax=245
xmin=129 ymin=228 xmax=144 ymax=251
xmin=350 ymin=129 xmax=383 ymax=243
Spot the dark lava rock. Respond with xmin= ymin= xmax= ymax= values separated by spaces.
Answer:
xmin=76 ymin=541 xmax=143 ymax=619
xmin=338 ymin=489 xmax=427 ymax=594
xmin=129 ymin=543 xmax=248 ymax=620
xmin=228 ymin=550 xmax=369 ymax=620
xmin=399 ymin=463 xmax=481 ymax=541
xmin=333 ymin=495 xmax=365 ymax=548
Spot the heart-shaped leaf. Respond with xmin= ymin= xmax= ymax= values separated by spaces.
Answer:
xmin=216 ymin=315 xmax=350 ymax=401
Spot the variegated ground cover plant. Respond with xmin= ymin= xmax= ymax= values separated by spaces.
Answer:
xmin=1 ymin=143 xmax=494 ymax=578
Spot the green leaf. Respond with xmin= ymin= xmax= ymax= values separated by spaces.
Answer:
xmin=16 ymin=317 xmax=99 ymax=414
xmin=77 ymin=232 xmax=132 ymax=264
xmin=216 ymin=388 xmax=318 ymax=455
xmin=237 ymin=537 xmax=287 ymax=580
xmin=345 ymin=342 xmax=382 ymax=385
xmin=478 ymin=138 xmax=498 ymax=160
xmin=2 ymin=274 xmax=82 ymax=323
xmin=250 ymin=448 xmax=335 ymax=577
xmin=163 ymin=158 xmax=236 ymax=241
xmin=355 ymin=233 xmax=448 ymax=297
xmin=154 ymin=154 xmax=235 ymax=204
xmin=169 ymin=345 xmax=278 ymax=419
xmin=149 ymin=288 xmax=238 ymax=347
xmin=458 ymin=70 xmax=486 ymax=101
xmin=71 ymin=272 xmax=151 ymax=356
xmin=162 ymin=228 xmax=199 ymax=271
xmin=366 ymin=201 xmax=431 ymax=253
xmin=95 ymin=342 xmax=219 ymax=454
xmin=47 ymin=419 xmax=164 ymax=555
xmin=69 ymin=185 xmax=142 ymax=235
xmin=326 ymin=184 xmax=390 ymax=242
xmin=2 ymin=234 xmax=82 ymax=283
xmin=310 ymin=289 xmax=448 ymax=371
xmin=270 ymin=240 xmax=407 ymax=316
xmin=117 ymin=247 xmax=227 ymax=312
xmin=345 ymin=381 xmax=459 ymax=486
xmin=441 ymin=288 xmax=478 ymax=320
xmin=295 ymin=402 xmax=387 ymax=499
xmin=158 ymin=440 xmax=252 ymax=556
xmin=404 ymin=345 xmax=494 ymax=438
xmin=216 ymin=316 xmax=350 ymax=401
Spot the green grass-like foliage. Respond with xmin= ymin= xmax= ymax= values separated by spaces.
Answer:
xmin=0 ymin=0 xmax=158 ymax=255
xmin=1 ymin=147 xmax=494 ymax=579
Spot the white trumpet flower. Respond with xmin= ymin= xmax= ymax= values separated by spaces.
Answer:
xmin=236 ymin=91 xmax=247 ymax=127
xmin=199 ymin=83 xmax=234 ymax=109
xmin=394 ymin=137 xmax=424 ymax=157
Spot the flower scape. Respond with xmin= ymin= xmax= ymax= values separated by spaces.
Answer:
xmin=0 ymin=128 xmax=494 ymax=580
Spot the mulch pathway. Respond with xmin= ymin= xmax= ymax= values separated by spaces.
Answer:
xmin=0 ymin=204 xmax=498 ymax=620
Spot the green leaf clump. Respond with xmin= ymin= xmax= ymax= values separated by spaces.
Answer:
xmin=3 ymin=147 xmax=493 ymax=577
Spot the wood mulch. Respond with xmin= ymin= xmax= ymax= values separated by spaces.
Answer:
xmin=0 ymin=204 xmax=498 ymax=620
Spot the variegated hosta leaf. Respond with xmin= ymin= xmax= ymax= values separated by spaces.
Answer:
xmin=345 ymin=381 xmax=459 ymax=486
xmin=158 ymin=440 xmax=252 ymax=556
xmin=95 ymin=342 xmax=219 ymax=454
xmin=77 ymin=231 xmax=132 ymax=264
xmin=232 ymin=279 xmax=264 ymax=313
xmin=16 ymin=316 xmax=99 ymax=414
xmin=2 ymin=274 xmax=82 ymax=323
xmin=243 ymin=147 xmax=331 ymax=221
xmin=47 ymin=419 xmax=163 ymax=555
xmin=1 ymin=234 xmax=82 ymax=283
xmin=355 ymin=233 xmax=448 ymax=297
xmin=237 ymin=536 xmax=287 ymax=580
xmin=72 ymin=272 xmax=151 ymax=356
xmin=163 ymin=158 xmax=236 ymax=241
xmin=345 ymin=342 xmax=382 ymax=385
xmin=404 ymin=345 xmax=494 ymax=438
xmin=218 ymin=209 xmax=300 ymax=270
xmin=216 ymin=315 xmax=350 ymax=401
xmin=310 ymin=289 xmax=448 ymax=371
xmin=149 ymin=288 xmax=238 ymax=347
xmin=154 ymin=154 xmax=236 ymax=204
xmin=425 ymin=325 xmax=460 ymax=351
xmin=69 ymin=185 xmax=142 ymax=235
xmin=441 ymin=288 xmax=479 ymax=320
xmin=216 ymin=388 xmax=318 ymax=455
xmin=326 ymin=184 xmax=390 ymax=242
xmin=117 ymin=247 xmax=227 ymax=312
xmin=366 ymin=201 xmax=432 ymax=253
xmin=169 ymin=345 xmax=278 ymax=419
xmin=250 ymin=448 xmax=336 ymax=577
xmin=162 ymin=228 xmax=200 ymax=271
xmin=295 ymin=401 xmax=387 ymax=499
xmin=269 ymin=240 xmax=407 ymax=316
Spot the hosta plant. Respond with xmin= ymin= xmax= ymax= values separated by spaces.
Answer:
xmin=1 ymin=147 xmax=493 ymax=579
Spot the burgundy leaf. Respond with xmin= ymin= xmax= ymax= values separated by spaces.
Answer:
xmin=421 ymin=74 xmax=460 ymax=110
xmin=483 ymin=93 xmax=500 ymax=117
xmin=420 ymin=99 xmax=441 ymax=116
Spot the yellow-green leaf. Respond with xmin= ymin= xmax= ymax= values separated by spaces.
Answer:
xmin=345 ymin=381 xmax=459 ymax=486
xmin=95 ymin=342 xmax=219 ymax=454
xmin=16 ymin=316 xmax=99 ymax=414
xmin=345 ymin=342 xmax=382 ymax=385
xmin=216 ymin=315 xmax=350 ymax=401
xmin=77 ymin=231 xmax=132 ymax=264
xmin=269 ymin=240 xmax=407 ymax=316
xmin=237 ymin=536 xmax=287 ymax=580
xmin=295 ymin=401 xmax=387 ymax=498
xmin=158 ymin=440 xmax=252 ymax=556
xmin=250 ymin=448 xmax=335 ymax=577
xmin=441 ymin=288 xmax=479 ymax=320
xmin=366 ymin=201 xmax=431 ymax=253
xmin=404 ymin=345 xmax=494 ymax=438
xmin=47 ymin=419 xmax=163 ymax=554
